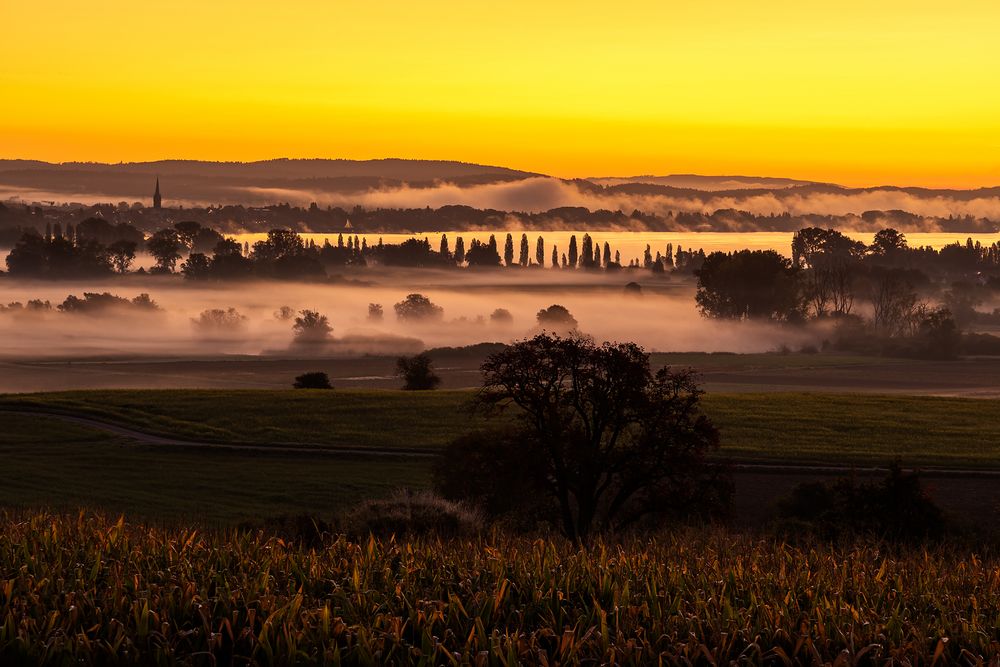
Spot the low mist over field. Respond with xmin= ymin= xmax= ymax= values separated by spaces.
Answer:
xmin=0 ymin=272 xmax=820 ymax=360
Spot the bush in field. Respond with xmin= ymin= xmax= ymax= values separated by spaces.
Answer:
xmin=58 ymin=292 xmax=161 ymax=314
xmin=273 ymin=305 xmax=295 ymax=321
xmin=191 ymin=307 xmax=247 ymax=334
xmin=393 ymin=293 xmax=444 ymax=321
xmin=292 ymin=372 xmax=333 ymax=389
xmin=344 ymin=489 xmax=481 ymax=539
xmin=396 ymin=353 xmax=441 ymax=390
xmin=292 ymin=309 xmax=332 ymax=343
xmin=778 ymin=462 xmax=945 ymax=541
xmin=436 ymin=333 xmax=731 ymax=542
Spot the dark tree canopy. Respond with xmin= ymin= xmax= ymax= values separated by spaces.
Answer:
xmin=5 ymin=232 xmax=113 ymax=278
xmin=695 ymin=250 xmax=802 ymax=321
xmin=146 ymin=229 xmax=183 ymax=274
xmin=870 ymin=228 xmax=908 ymax=257
xmin=464 ymin=239 xmax=501 ymax=267
xmin=435 ymin=333 xmax=731 ymax=542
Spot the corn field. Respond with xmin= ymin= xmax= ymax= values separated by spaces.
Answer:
xmin=1 ymin=512 xmax=999 ymax=665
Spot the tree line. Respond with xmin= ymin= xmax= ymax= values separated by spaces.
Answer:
xmin=695 ymin=227 xmax=1000 ymax=359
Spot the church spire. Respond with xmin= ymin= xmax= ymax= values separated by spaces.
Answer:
xmin=153 ymin=177 xmax=162 ymax=209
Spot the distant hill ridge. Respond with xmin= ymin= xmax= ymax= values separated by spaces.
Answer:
xmin=1 ymin=159 xmax=997 ymax=210
xmin=0 ymin=158 xmax=541 ymax=181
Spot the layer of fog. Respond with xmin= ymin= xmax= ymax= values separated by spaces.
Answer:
xmin=238 ymin=178 xmax=1000 ymax=222
xmin=0 ymin=272 xmax=822 ymax=361
xmin=9 ymin=177 xmax=1000 ymax=226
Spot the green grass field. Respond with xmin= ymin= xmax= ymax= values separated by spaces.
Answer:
xmin=2 ymin=389 xmax=998 ymax=465
xmin=0 ymin=413 xmax=430 ymax=524
xmin=2 ymin=389 xmax=999 ymax=523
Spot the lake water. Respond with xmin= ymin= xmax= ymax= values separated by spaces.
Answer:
xmin=233 ymin=231 xmax=1000 ymax=264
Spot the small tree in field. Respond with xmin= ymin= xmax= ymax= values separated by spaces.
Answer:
xmin=292 ymin=310 xmax=332 ymax=343
xmin=191 ymin=307 xmax=247 ymax=335
xmin=396 ymin=353 xmax=442 ymax=390
xmin=394 ymin=293 xmax=444 ymax=321
xmin=536 ymin=304 xmax=578 ymax=332
xmin=435 ymin=333 xmax=731 ymax=542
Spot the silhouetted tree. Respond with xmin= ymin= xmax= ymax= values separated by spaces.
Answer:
xmin=434 ymin=333 xmax=731 ymax=542
xmin=368 ymin=303 xmax=384 ymax=321
xmin=519 ymin=233 xmax=529 ymax=267
xmin=274 ymin=305 xmax=295 ymax=321
xmin=173 ymin=221 xmax=202 ymax=248
xmin=870 ymin=228 xmax=908 ymax=258
xmin=147 ymin=229 xmax=183 ymax=273
xmin=394 ymin=293 xmax=444 ymax=321
xmin=868 ymin=268 xmax=919 ymax=336
xmin=580 ymin=234 xmax=595 ymax=269
xmin=503 ymin=233 xmax=515 ymax=267
xmin=107 ymin=240 xmax=137 ymax=274
xmin=292 ymin=310 xmax=332 ymax=343
xmin=696 ymin=250 xmax=803 ymax=321
xmin=551 ymin=246 xmax=558 ymax=268
xmin=192 ymin=307 xmax=247 ymax=335
xmin=5 ymin=232 xmax=112 ymax=278
xmin=397 ymin=353 xmax=441 ymax=390
xmin=454 ymin=236 xmax=466 ymax=264
xmin=490 ymin=308 xmax=513 ymax=325
xmin=180 ymin=252 xmax=211 ymax=280
xmin=465 ymin=239 xmax=501 ymax=267
xmin=602 ymin=242 xmax=611 ymax=267
xmin=536 ymin=236 xmax=545 ymax=266
xmin=439 ymin=234 xmax=450 ymax=259
xmin=58 ymin=292 xmax=160 ymax=314
xmin=792 ymin=228 xmax=866 ymax=317
xmin=568 ymin=235 xmax=578 ymax=268
xmin=536 ymin=304 xmax=578 ymax=331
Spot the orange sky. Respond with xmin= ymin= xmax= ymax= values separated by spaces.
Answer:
xmin=2 ymin=0 xmax=998 ymax=187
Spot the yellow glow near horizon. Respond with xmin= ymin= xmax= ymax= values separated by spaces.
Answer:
xmin=2 ymin=0 xmax=999 ymax=187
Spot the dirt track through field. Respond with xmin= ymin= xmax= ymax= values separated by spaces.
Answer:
xmin=8 ymin=408 xmax=1000 ymax=478
xmin=2 ymin=410 xmax=436 ymax=458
